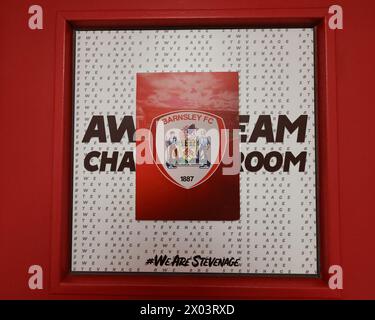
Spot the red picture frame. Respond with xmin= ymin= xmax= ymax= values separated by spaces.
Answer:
xmin=50 ymin=8 xmax=340 ymax=299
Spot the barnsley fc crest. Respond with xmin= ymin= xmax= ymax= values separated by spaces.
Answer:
xmin=150 ymin=110 xmax=226 ymax=189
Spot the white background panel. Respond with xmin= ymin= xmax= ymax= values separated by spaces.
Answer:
xmin=71 ymin=28 xmax=317 ymax=274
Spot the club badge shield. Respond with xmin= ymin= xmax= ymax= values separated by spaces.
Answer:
xmin=151 ymin=110 xmax=225 ymax=189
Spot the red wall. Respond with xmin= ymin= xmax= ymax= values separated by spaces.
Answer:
xmin=0 ymin=0 xmax=374 ymax=299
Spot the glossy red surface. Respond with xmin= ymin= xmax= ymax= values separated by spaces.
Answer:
xmin=0 ymin=0 xmax=374 ymax=299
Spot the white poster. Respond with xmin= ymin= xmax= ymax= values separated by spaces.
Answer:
xmin=71 ymin=28 xmax=318 ymax=275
